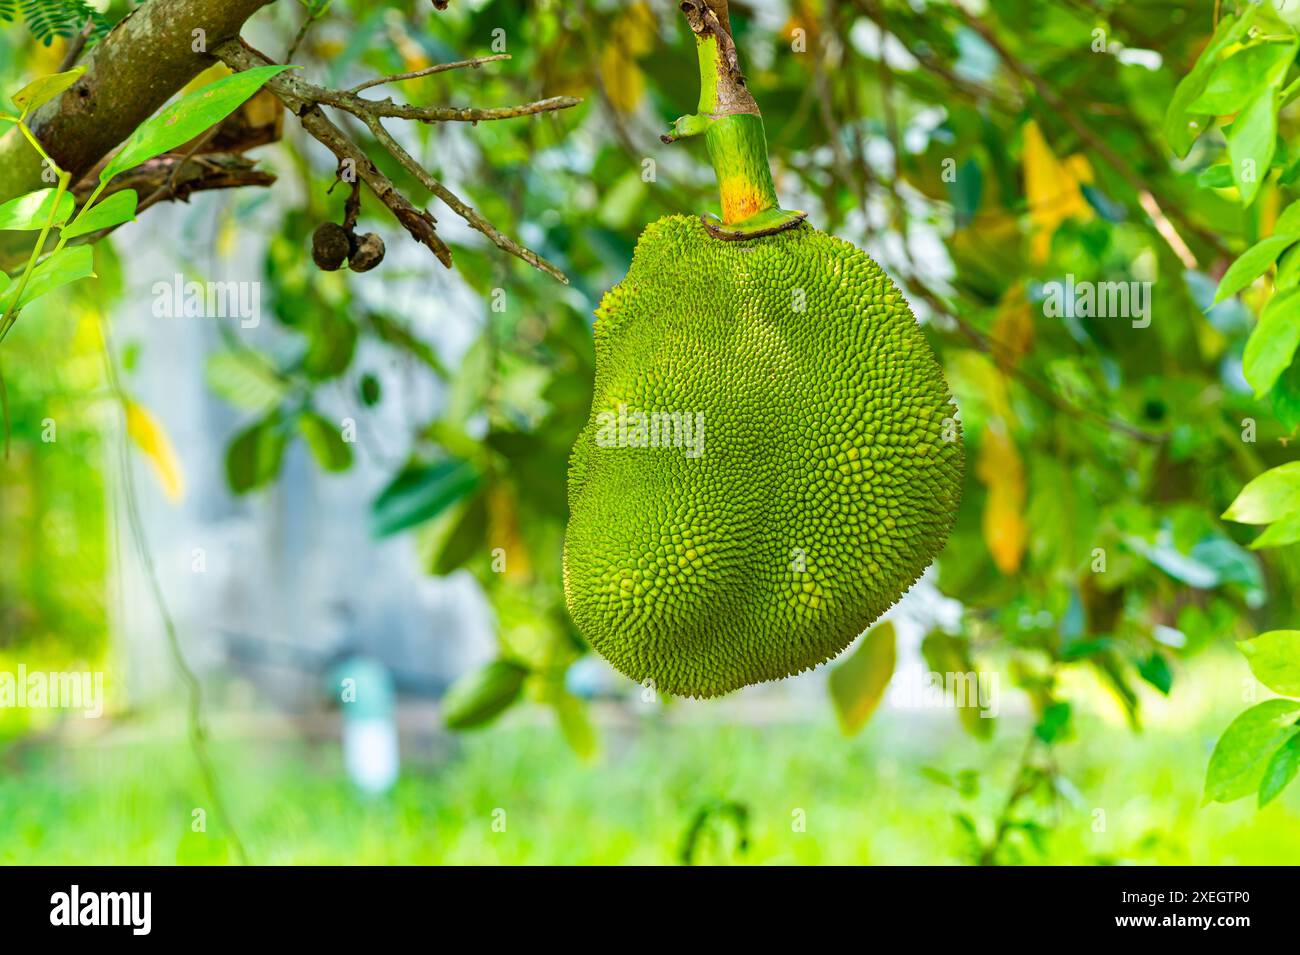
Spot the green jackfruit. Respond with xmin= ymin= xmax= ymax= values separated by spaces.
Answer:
xmin=564 ymin=215 xmax=963 ymax=698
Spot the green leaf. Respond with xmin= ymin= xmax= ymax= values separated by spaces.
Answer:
xmin=370 ymin=458 xmax=481 ymax=538
xmin=1137 ymin=652 xmax=1173 ymax=695
xmin=828 ymin=620 xmax=895 ymax=736
xmin=1188 ymin=40 xmax=1298 ymax=116
xmin=1205 ymin=699 xmax=1300 ymax=803
xmin=297 ymin=411 xmax=353 ymax=472
xmin=60 ymin=190 xmax=138 ymax=239
xmin=1197 ymin=164 xmax=1235 ymax=189
xmin=225 ymin=416 xmax=288 ymax=494
xmin=0 ymin=245 xmax=95 ymax=313
xmin=1259 ymin=733 xmax=1300 ymax=807
xmin=554 ymin=693 xmax=598 ymax=760
xmin=1243 ymin=287 xmax=1300 ymax=396
xmin=0 ymin=188 xmax=74 ymax=230
xmin=1227 ymin=86 xmax=1277 ymax=208
xmin=1223 ymin=461 xmax=1300 ymax=524
xmin=1035 ymin=700 xmax=1073 ymax=744
xmin=442 ymin=659 xmax=528 ymax=730
xmin=1275 ymin=199 xmax=1300 ymax=237
xmin=1250 ymin=510 xmax=1300 ymax=549
xmin=431 ymin=493 xmax=488 ymax=575
xmin=10 ymin=67 xmax=85 ymax=112
xmin=1239 ymin=630 xmax=1300 ymax=696
xmin=1213 ymin=236 xmax=1296 ymax=303
xmin=921 ymin=629 xmax=994 ymax=738
xmin=205 ymin=351 xmax=286 ymax=414
xmin=101 ymin=65 xmax=294 ymax=182
xmin=1165 ymin=8 xmax=1260 ymax=158
xmin=1276 ymin=244 xmax=1300 ymax=291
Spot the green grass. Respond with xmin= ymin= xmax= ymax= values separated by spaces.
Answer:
xmin=2 ymin=655 xmax=1298 ymax=864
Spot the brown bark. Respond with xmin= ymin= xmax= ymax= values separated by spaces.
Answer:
xmin=0 ymin=0 xmax=277 ymax=204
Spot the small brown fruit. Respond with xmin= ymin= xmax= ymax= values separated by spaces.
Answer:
xmin=311 ymin=222 xmax=350 ymax=271
xmin=348 ymin=232 xmax=386 ymax=272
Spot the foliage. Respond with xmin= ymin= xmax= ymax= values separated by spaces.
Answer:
xmin=0 ymin=0 xmax=115 ymax=47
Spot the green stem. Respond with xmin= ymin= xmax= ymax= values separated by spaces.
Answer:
xmin=665 ymin=1 xmax=805 ymax=237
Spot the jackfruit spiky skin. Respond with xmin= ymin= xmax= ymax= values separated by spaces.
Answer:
xmin=564 ymin=215 xmax=963 ymax=698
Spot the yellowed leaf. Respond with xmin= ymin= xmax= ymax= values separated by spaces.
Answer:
xmin=488 ymin=482 xmax=532 ymax=581
xmin=1022 ymin=120 xmax=1093 ymax=262
xmin=990 ymin=281 xmax=1035 ymax=370
xmin=976 ymin=426 xmax=1026 ymax=574
xmin=600 ymin=2 xmax=656 ymax=113
xmin=125 ymin=400 xmax=184 ymax=501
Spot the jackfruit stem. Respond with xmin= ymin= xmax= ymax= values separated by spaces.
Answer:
xmin=665 ymin=1 xmax=806 ymax=238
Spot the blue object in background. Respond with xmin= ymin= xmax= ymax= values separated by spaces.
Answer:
xmin=329 ymin=655 xmax=399 ymax=795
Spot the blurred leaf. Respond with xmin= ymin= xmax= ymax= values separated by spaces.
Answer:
xmin=125 ymin=400 xmax=184 ymax=501
xmin=1206 ymin=699 xmax=1300 ymax=803
xmin=442 ymin=659 xmax=528 ymax=730
xmin=1250 ymin=510 xmax=1300 ymax=549
xmin=371 ymin=458 xmax=481 ymax=538
xmin=61 ymin=190 xmax=138 ymax=239
xmin=1022 ymin=120 xmax=1092 ymax=262
xmin=225 ymin=415 xmax=288 ymax=494
xmin=0 ymin=188 xmax=74 ymax=230
xmin=1137 ymin=652 xmax=1173 ymax=696
xmin=976 ymin=428 xmax=1027 ymax=573
xmin=1034 ymin=700 xmax=1072 ymax=745
xmin=11 ymin=67 xmax=85 ymax=111
xmin=828 ymin=620 xmax=895 ymax=735
xmin=555 ymin=693 xmax=598 ymax=760
xmin=431 ymin=492 xmax=488 ymax=575
xmin=205 ymin=351 xmax=287 ymax=414
xmin=102 ymin=65 xmax=294 ymax=181
xmin=1259 ymin=733 xmax=1300 ymax=807
xmin=297 ymin=411 xmax=352 ymax=472
xmin=921 ymin=630 xmax=994 ymax=739
xmin=1238 ymin=630 xmax=1300 ymax=696
xmin=302 ymin=312 xmax=357 ymax=380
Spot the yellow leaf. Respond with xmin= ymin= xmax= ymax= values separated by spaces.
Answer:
xmin=1022 ymin=120 xmax=1093 ymax=262
xmin=828 ymin=621 xmax=896 ymax=735
xmin=990 ymin=281 xmax=1034 ymax=370
xmin=976 ymin=426 xmax=1026 ymax=574
xmin=599 ymin=46 xmax=645 ymax=114
xmin=125 ymin=400 xmax=185 ymax=501
xmin=488 ymin=482 xmax=531 ymax=581
xmin=600 ymin=2 xmax=655 ymax=113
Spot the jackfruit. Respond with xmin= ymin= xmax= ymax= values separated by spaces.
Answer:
xmin=564 ymin=215 xmax=963 ymax=698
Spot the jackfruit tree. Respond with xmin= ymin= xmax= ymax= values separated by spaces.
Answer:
xmin=564 ymin=0 xmax=963 ymax=697
xmin=6 ymin=0 xmax=1300 ymax=863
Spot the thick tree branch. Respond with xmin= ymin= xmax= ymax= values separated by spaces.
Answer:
xmin=0 ymin=0 xmax=276 ymax=204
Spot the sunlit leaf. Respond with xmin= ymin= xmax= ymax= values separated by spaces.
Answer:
xmin=297 ymin=411 xmax=352 ymax=472
xmin=1259 ymin=733 xmax=1300 ymax=807
xmin=10 ymin=67 xmax=85 ymax=112
xmin=0 ymin=188 xmax=74 ymax=231
xmin=1238 ymin=630 xmax=1300 ymax=696
xmin=101 ymin=65 xmax=294 ymax=182
xmin=1222 ymin=461 xmax=1300 ymax=524
xmin=1226 ymin=86 xmax=1277 ymax=208
xmin=1205 ymin=699 xmax=1300 ymax=803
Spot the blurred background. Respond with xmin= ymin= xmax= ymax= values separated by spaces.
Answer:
xmin=2 ymin=0 xmax=1300 ymax=864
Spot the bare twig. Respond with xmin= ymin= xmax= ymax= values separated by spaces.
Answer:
xmin=215 ymin=38 xmax=575 ymax=281
xmin=359 ymin=112 xmax=569 ymax=284
xmin=347 ymin=54 xmax=512 ymax=94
